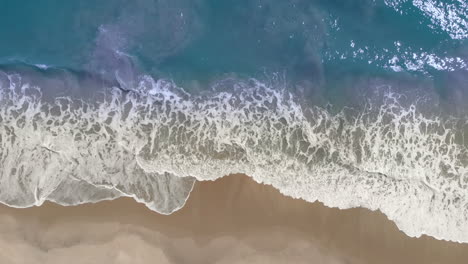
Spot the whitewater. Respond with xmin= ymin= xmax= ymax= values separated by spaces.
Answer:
xmin=1 ymin=68 xmax=468 ymax=243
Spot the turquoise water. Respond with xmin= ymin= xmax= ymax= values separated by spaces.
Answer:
xmin=0 ymin=1 xmax=465 ymax=81
xmin=1 ymin=0 xmax=468 ymax=242
xmin=0 ymin=0 xmax=466 ymax=110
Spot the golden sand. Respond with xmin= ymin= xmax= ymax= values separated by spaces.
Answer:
xmin=0 ymin=174 xmax=467 ymax=264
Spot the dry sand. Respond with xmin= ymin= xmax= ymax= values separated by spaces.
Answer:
xmin=0 ymin=174 xmax=467 ymax=264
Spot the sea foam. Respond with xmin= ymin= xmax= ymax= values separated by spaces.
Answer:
xmin=1 ymin=70 xmax=468 ymax=242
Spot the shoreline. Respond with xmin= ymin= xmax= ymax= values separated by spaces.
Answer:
xmin=1 ymin=174 xmax=468 ymax=263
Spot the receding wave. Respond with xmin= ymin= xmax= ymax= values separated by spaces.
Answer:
xmin=1 ymin=68 xmax=468 ymax=242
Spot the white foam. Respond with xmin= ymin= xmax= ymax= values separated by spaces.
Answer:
xmin=385 ymin=0 xmax=468 ymax=39
xmin=331 ymin=40 xmax=467 ymax=73
xmin=1 ymin=73 xmax=468 ymax=242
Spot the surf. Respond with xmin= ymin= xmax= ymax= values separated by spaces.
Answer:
xmin=1 ymin=65 xmax=468 ymax=243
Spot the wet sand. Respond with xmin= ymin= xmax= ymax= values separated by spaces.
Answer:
xmin=1 ymin=174 xmax=468 ymax=264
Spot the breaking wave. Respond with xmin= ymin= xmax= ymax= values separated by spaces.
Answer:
xmin=1 ymin=68 xmax=468 ymax=242
xmin=385 ymin=0 xmax=468 ymax=40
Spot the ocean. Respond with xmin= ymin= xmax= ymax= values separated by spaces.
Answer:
xmin=0 ymin=0 xmax=467 ymax=242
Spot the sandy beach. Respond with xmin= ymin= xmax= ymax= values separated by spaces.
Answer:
xmin=0 ymin=174 xmax=467 ymax=264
